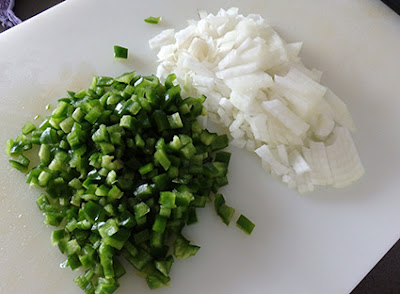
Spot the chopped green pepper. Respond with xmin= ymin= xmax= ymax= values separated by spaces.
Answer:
xmin=214 ymin=193 xmax=235 ymax=226
xmin=6 ymin=71 xmax=240 ymax=293
xmin=173 ymin=234 xmax=200 ymax=259
xmin=236 ymin=214 xmax=255 ymax=235
xmin=113 ymin=45 xmax=128 ymax=59
xmin=144 ymin=16 xmax=162 ymax=24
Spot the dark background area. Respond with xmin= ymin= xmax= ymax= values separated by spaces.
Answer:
xmin=1 ymin=1 xmax=399 ymax=293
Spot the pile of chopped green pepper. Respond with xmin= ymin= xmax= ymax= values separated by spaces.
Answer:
xmin=6 ymin=72 xmax=237 ymax=293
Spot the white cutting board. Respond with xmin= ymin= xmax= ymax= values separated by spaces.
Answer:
xmin=0 ymin=0 xmax=399 ymax=293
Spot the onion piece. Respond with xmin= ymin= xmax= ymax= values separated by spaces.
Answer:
xmin=255 ymin=145 xmax=290 ymax=176
xmin=288 ymin=149 xmax=311 ymax=175
xmin=324 ymin=89 xmax=356 ymax=132
xmin=216 ymin=62 xmax=259 ymax=79
xmin=307 ymin=141 xmax=334 ymax=186
xmin=326 ymin=127 xmax=365 ymax=188
xmin=262 ymin=99 xmax=309 ymax=137
xmin=149 ymin=29 xmax=176 ymax=50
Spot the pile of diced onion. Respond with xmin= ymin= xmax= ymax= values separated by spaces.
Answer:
xmin=149 ymin=7 xmax=364 ymax=193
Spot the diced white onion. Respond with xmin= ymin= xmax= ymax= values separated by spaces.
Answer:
xmin=149 ymin=7 xmax=364 ymax=193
